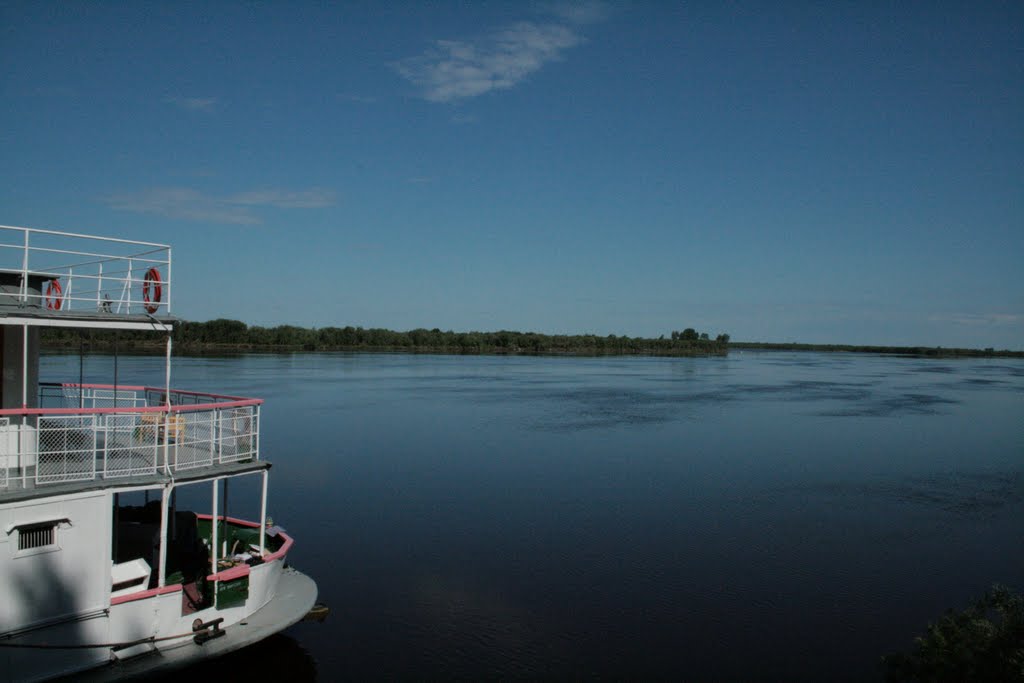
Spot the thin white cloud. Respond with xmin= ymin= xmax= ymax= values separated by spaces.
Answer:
xmin=166 ymin=96 xmax=218 ymax=112
xmin=226 ymin=188 xmax=335 ymax=208
xmin=103 ymin=187 xmax=335 ymax=225
xmin=394 ymin=18 xmax=590 ymax=102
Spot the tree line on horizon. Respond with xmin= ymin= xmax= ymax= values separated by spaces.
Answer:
xmin=39 ymin=318 xmax=730 ymax=357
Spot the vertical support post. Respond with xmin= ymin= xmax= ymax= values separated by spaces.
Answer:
xmin=222 ymin=478 xmax=229 ymax=557
xmin=259 ymin=469 xmax=268 ymax=555
xmin=20 ymin=323 xmax=28 ymax=487
xmin=211 ymin=478 xmax=219 ymax=574
xmin=21 ymin=324 xmax=28 ymax=409
xmin=252 ymin=405 xmax=260 ymax=461
xmin=97 ymin=262 xmax=103 ymax=310
xmin=158 ymin=485 xmax=171 ymax=587
xmin=163 ymin=334 xmax=172 ymax=474
xmin=112 ymin=492 xmax=119 ymax=561
xmin=166 ymin=247 xmax=172 ymax=313
xmin=164 ymin=334 xmax=172 ymax=402
xmin=20 ymin=229 xmax=29 ymax=302
xmin=66 ymin=267 xmax=73 ymax=310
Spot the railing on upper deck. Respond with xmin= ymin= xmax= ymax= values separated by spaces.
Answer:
xmin=0 ymin=225 xmax=171 ymax=315
xmin=0 ymin=384 xmax=260 ymax=489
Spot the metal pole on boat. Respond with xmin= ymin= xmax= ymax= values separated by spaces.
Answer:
xmin=211 ymin=478 xmax=219 ymax=578
xmin=222 ymin=478 xmax=229 ymax=558
xmin=21 ymin=323 xmax=28 ymax=409
xmin=164 ymin=333 xmax=172 ymax=401
xmin=158 ymin=485 xmax=171 ymax=587
xmin=259 ymin=470 xmax=268 ymax=555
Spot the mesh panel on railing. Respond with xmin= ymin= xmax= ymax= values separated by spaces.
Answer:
xmin=37 ymin=416 xmax=97 ymax=484
xmin=88 ymin=389 xmax=144 ymax=410
xmin=174 ymin=411 xmax=215 ymax=470
xmin=218 ymin=406 xmax=257 ymax=463
xmin=103 ymin=414 xmax=158 ymax=478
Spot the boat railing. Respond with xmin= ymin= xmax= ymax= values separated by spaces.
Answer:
xmin=0 ymin=225 xmax=171 ymax=315
xmin=0 ymin=383 xmax=261 ymax=490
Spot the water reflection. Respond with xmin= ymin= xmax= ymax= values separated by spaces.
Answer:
xmin=39 ymin=351 xmax=1024 ymax=681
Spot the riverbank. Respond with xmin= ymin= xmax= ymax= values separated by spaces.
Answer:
xmin=730 ymin=342 xmax=1024 ymax=359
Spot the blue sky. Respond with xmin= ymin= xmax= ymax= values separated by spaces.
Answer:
xmin=2 ymin=2 xmax=1021 ymax=348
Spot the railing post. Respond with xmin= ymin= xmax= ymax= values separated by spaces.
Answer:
xmin=20 ymin=228 xmax=29 ymax=303
xmin=212 ymin=408 xmax=219 ymax=464
xmin=259 ymin=470 xmax=268 ymax=555
xmin=166 ymin=247 xmax=172 ymax=313
xmin=254 ymin=405 xmax=260 ymax=460
xmin=163 ymin=410 xmax=171 ymax=474
xmin=211 ymin=478 xmax=219 ymax=578
xmin=96 ymin=262 xmax=103 ymax=310
xmin=65 ymin=267 xmax=74 ymax=311
xmin=158 ymin=485 xmax=171 ymax=587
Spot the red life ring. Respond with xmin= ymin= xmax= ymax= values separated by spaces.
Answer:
xmin=45 ymin=279 xmax=63 ymax=310
xmin=142 ymin=267 xmax=162 ymax=314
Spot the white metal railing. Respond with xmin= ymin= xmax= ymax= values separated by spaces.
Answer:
xmin=0 ymin=225 xmax=171 ymax=315
xmin=0 ymin=384 xmax=260 ymax=490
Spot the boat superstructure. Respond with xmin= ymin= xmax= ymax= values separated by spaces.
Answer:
xmin=0 ymin=225 xmax=317 ymax=681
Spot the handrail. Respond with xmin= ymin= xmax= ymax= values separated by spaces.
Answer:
xmin=0 ymin=401 xmax=262 ymax=417
xmin=0 ymin=224 xmax=169 ymax=249
xmin=0 ymin=382 xmax=262 ymax=489
xmin=0 ymin=225 xmax=172 ymax=315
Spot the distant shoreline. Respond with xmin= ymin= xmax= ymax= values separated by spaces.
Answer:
xmin=40 ymin=340 xmax=729 ymax=358
xmin=38 ymin=339 xmax=1023 ymax=360
xmin=729 ymin=342 xmax=1023 ymax=359
xmin=36 ymin=319 xmax=1021 ymax=359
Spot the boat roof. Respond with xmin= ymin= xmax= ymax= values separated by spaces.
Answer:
xmin=0 ymin=460 xmax=271 ymax=504
xmin=0 ymin=306 xmax=176 ymax=332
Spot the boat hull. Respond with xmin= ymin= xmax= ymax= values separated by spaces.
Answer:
xmin=57 ymin=567 xmax=317 ymax=681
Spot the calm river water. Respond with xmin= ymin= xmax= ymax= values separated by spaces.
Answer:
xmin=43 ymin=351 xmax=1024 ymax=681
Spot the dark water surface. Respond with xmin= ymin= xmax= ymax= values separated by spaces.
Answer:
xmin=43 ymin=351 xmax=1024 ymax=681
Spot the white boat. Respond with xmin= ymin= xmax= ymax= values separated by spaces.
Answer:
xmin=0 ymin=225 xmax=318 ymax=681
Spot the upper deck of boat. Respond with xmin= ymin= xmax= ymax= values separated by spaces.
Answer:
xmin=0 ymin=225 xmax=270 ymax=502
xmin=0 ymin=224 xmax=174 ymax=331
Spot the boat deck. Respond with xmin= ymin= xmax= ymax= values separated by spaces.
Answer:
xmin=1 ymin=383 xmax=264 ymax=498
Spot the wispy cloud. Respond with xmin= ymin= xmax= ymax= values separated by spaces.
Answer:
xmin=394 ymin=5 xmax=607 ymax=102
xmin=226 ymin=189 xmax=335 ymax=208
xmin=102 ymin=187 xmax=335 ymax=225
xmin=166 ymin=96 xmax=218 ymax=112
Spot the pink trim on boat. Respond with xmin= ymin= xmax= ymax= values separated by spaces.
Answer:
xmin=0 ymin=398 xmax=262 ymax=417
xmin=110 ymin=584 xmax=182 ymax=606
xmin=264 ymin=531 xmax=293 ymax=563
xmin=209 ymin=564 xmax=250 ymax=582
xmin=196 ymin=515 xmax=294 ymax=563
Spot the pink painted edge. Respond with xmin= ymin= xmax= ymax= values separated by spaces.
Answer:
xmin=209 ymin=564 xmax=251 ymax=582
xmin=196 ymin=514 xmax=294 ymax=564
xmin=110 ymin=583 xmax=182 ymax=606
xmin=61 ymin=383 xmax=256 ymax=402
xmin=0 ymin=398 xmax=262 ymax=417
